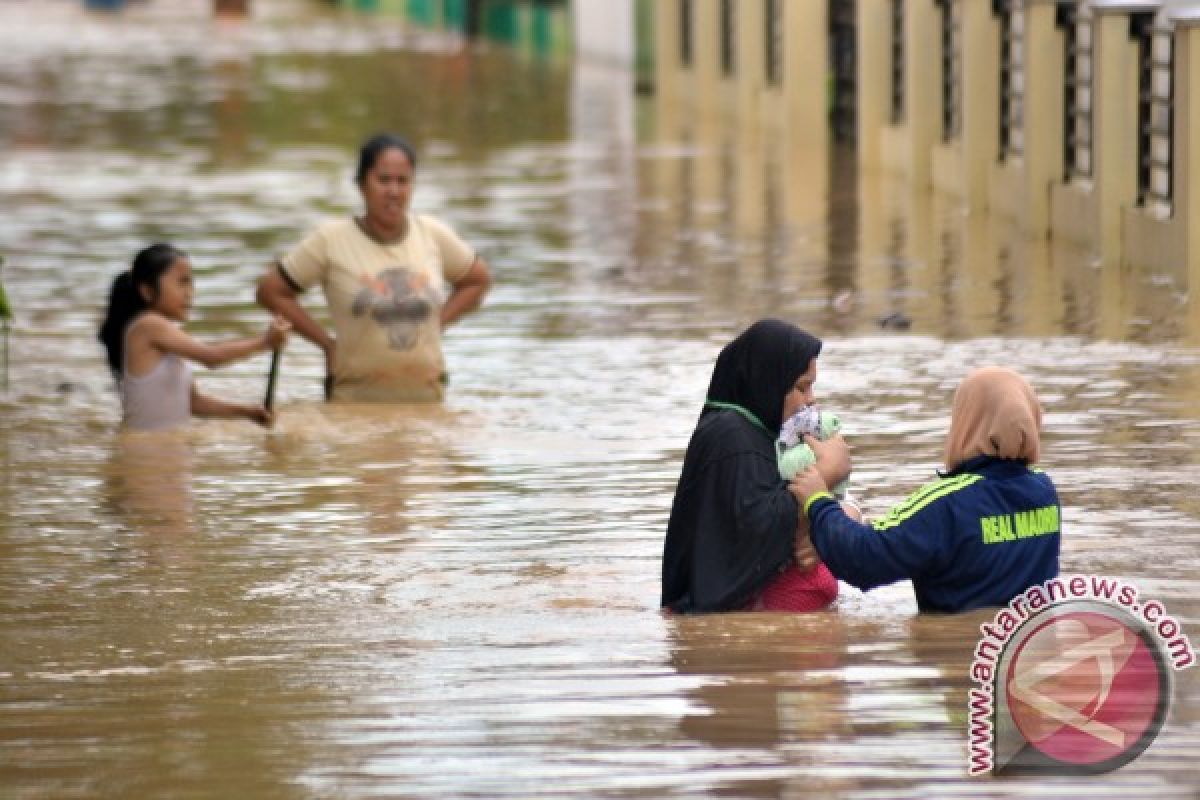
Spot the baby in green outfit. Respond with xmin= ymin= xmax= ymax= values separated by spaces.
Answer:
xmin=777 ymin=405 xmax=850 ymax=498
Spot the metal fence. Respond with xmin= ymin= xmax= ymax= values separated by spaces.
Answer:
xmin=766 ymin=0 xmax=782 ymax=86
xmin=939 ymin=0 xmax=962 ymax=142
xmin=1136 ymin=12 xmax=1174 ymax=210
xmin=720 ymin=0 xmax=735 ymax=77
xmin=1058 ymin=1 xmax=1093 ymax=181
xmin=679 ymin=0 xmax=693 ymax=68
xmin=997 ymin=0 xmax=1025 ymax=160
xmin=891 ymin=0 xmax=905 ymax=124
xmin=831 ymin=0 xmax=857 ymax=142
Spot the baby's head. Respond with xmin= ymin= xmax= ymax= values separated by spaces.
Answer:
xmin=779 ymin=406 xmax=841 ymax=449
xmin=777 ymin=407 xmax=848 ymax=495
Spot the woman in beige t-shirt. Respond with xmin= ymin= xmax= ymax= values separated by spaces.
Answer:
xmin=257 ymin=133 xmax=492 ymax=403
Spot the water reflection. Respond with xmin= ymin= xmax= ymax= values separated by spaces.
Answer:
xmin=107 ymin=431 xmax=196 ymax=537
xmin=669 ymin=614 xmax=851 ymax=748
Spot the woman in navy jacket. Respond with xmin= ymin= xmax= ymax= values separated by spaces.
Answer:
xmin=791 ymin=366 xmax=1060 ymax=612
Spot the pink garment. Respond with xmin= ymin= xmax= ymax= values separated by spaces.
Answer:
xmin=748 ymin=563 xmax=839 ymax=612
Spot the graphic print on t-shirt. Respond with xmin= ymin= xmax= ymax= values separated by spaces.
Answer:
xmin=350 ymin=267 xmax=442 ymax=351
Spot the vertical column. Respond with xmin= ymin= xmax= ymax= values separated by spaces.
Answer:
xmin=734 ymin=0 xmax=766 ymax=124
xmin=858 ymin=0 xmax=892 ymax=170
xmin=961 ymin=0 xmax=1000 ymax=210
xmin=1092 ymin=1 xmax=1158 ymax=266
xmin=694 ymin=0 xmax=723 ymax=116
xmin=906 ymin=0 xmax=941 ymax=189
xmin=782 ymin=0 xmax=828 ymax=154
xmin=654 ymin=0 xmax=683 ymax=103
xmin=733 ymin=1 xmax=766 ymax=237
xmin=1174 ymin=11 xmax=1200 ymax=316
xmin=1024 ymin=0 xmax=1066 ymax=237
xmin=780 ymin=0 xmax=828 ymax=229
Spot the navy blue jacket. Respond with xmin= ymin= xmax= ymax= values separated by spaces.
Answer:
xmin=807 ymin=456 xmax=1060 ymax=612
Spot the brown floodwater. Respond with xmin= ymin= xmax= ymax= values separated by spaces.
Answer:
xmin=0 ymin=1 xmax=1197 ymax=797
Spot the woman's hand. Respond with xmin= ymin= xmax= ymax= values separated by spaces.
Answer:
xmin=264 ymin=315 xmax=291 ymax=350
xmin=440 ymin=257 xmax=491 ymax=330
xmin=243 ymin=404 xmax=275 ymax=428
xmin=191 ymin=387 xmax=275 ymax=427
xmin=788 ymin=465 xmax=829 ymax=509
xmin=256 ymin=265 xmax=334 ymax=355
xmin=806 ymin=433 xmax=851 ymax=487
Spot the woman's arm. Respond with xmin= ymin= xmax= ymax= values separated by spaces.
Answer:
xmin=440 ymin=256 xmax=491 ymax=329
xmin=190 ymin=385 xmax=272 ymax=427
xmin=789 ymin=467 xmax=945 ymax=591
xmin=142 ymin=313 xmax=288 ymax=370
xmin=257 ymin=266 xmax=334 ymax=353
xmin=793 ymin=498 xmax=862 ymax=572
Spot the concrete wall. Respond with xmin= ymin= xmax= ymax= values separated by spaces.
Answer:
xmin=572 ymin=0 xmax=635 ymax=66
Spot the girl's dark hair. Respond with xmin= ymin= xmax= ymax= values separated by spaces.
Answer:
xmin=97 ymin=243 xmax=187 ymax=377
xmin=355 ymin=133 xmax=417 ymax=184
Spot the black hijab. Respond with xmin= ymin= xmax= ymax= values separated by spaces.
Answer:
xmin=704 ymin=319 xmax=823 ymax=433
xmin=661 ymin=320 xmax=823 ymax=612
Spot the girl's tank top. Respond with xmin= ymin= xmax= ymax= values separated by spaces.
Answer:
xmin=121 ymin=320 xmax=193 ymax=431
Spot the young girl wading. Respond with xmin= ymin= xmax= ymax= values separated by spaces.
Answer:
xmin=98 ymin=243 xmax=289 ymax=431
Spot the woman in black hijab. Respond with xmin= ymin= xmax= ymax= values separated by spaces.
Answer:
xmin=661 ymin=319 xmax=848 ymax=613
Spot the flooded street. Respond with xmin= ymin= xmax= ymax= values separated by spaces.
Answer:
xmin=1 ymin=1 xmax=1198 ymax=797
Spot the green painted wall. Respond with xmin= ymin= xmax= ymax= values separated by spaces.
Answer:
xmin=338 ymin=0 xmax=571 ymax=59
xmin=634 ymin=0 xmax=654 ymax=92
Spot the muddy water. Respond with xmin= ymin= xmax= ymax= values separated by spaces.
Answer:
xmin=0 ymin=1 xmax=1197 ymax=797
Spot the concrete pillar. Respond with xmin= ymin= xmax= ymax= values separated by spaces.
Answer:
xmin=782 ymin=0 xmax=828 ymax=154
xmin=654 ymin=0 xmax=683 ymax=103
xmin=1092 ymin=0 xmax=1160 ymax=266
xmin=694 ymin=0 xmax=723 ymax=116
xmin=573 ymin=0 xmax=636 ymax=67
xmin=734 ymin=0 xmax=766 ymax=125
xmin=858 ymin=0 xmax=891 ymax=171
xmin=905 ymin=0 xmax=941 ymax=189
xmin=1024 ymin=0 xmax=1067 ymax=237
xmin=1174 ymin=10 xmax=1200 ymax=306
xmin=962 ymin=0 xmax=1000 ymax=210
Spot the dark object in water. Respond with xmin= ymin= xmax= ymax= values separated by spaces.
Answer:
xmin=264 ymin=348 xmax=281 ymax=411
xmin=877 ymin=312 xmax=912 ymax=330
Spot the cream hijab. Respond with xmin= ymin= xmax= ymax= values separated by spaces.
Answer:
xmin=943 ymin=366 xmax=1042 ymax=471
